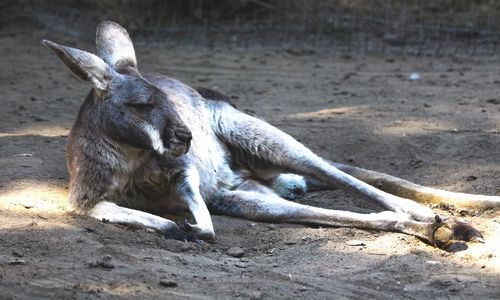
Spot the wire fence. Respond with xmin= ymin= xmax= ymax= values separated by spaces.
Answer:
xmin=6 ymin=0 xmax=500 ymax=56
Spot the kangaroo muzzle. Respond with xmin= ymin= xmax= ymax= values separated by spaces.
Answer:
xmin=163 ymin=127 xmax=192 ymax=156
xmin=174 ymin=129 xmax=192 ymax=145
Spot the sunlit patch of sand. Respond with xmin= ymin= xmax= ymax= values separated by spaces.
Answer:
xmin=0 ymin=180 xmax=68 ymax=214
xmin=286 ymin=105 xmax=369 ymax=120
xmin=318 ymin=221 xmax=500 ymax=274
xmin=374 ymin=119 xmax=455 ymax=137
xmin=454 ymin=220 xmax=500 ymax=272
xmin=0 ymin=125 xmax=69 ymax=137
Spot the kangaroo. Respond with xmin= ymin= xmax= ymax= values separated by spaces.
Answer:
xmin=43 ymin=21 xmax=500 ymax=248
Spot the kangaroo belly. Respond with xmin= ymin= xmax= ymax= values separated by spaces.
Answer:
xmin=186 ymin=131 xmax=243 ymax=203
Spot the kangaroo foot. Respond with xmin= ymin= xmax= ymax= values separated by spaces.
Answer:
xmin=429 ymin=215 xmax=484 ymax=249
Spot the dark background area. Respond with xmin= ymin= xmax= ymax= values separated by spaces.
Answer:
xmin=3 ymin=0 xmax=500 ymax=55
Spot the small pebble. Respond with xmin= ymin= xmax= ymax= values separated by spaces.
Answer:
xmin=466 ymin=175 xmax=477 ymax=181
xmin=409 ymin=72 xmax=421 ymax=81
xmin=346 ymin=240 xmax=366 ymax=247
xmin=90 ymin=255 xmax=115 ymax=269
xmin=8 ymin=259 xmax=26 ymax=266
xmin=228 ymin=247 xmax=245 ymax=258
xmin=159 ymin=278 xmax=178 ymax=288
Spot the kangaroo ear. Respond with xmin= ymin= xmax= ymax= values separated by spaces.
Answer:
xmin=43 ymin=39 xmax=115 ymax=90
xmin=96 ymin=21 xmax=137 ymax=70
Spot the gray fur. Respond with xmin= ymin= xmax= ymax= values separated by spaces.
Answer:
xmin=42 ymin=22 xmax=498 ymax=246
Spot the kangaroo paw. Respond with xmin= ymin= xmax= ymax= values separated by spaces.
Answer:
xmin=183 ymin=220 xmax=215 ymax=240
xmin=164 ymin=225 xmax=199 ymax=243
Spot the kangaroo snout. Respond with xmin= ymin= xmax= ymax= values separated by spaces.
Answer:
xmin=174 ymin=129 xmax=192 ymax=144
xmin=162 ymin=127 xmax=192 ymax=156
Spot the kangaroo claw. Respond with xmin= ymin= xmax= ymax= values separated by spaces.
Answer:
xmin=164 ymin=225 xmax=198 ymax=243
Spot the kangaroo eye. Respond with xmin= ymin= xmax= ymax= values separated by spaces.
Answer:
xmin=126 ymin=91 xmax=155 ymax=108
xmin=126 ymin=101 xmax=152 ymax=108
xmin=126 ymin=95 xmax=154 ymax=108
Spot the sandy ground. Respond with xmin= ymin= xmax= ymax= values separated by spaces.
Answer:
xmin=1 ymin=25 xmax=500 ymax=299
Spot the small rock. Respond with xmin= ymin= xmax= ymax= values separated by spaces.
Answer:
xmin=8 ymin=259 xmax=26 ymax=266
xmin=228 ymin=247 xmax=245 ymax=258
xmin=466 ymin=175 xmax=477 ymax=181
xmin=234 ymin=263 xmax=248 ymax=268
xmin=459 ymin=210 xmax=471 ymax=217
xmin=426 ymin=260 xmax=443 ymax=266
xmin=90 ymin=255 xmax=115 ymax=269
xmin=159 ymin=278 xmax=178 ymax=288
xmin=18 ymin=153 xmax=33 ymax=157
xmin=409 ymin=159 xmax=424 ymax=169
xmin=12 ymin=250 xmax=23 ymax=258
xmin=251 ymin=291 xmax=263 ymax=299
xmin=409 ymin=72 xmax=421 ymax=81
xmin=346 ymin=240 xmax=366 ymax=247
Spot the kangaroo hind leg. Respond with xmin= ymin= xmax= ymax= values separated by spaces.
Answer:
xmin=216 ymin=107 xmax=435 ymax=222
xmin=211 ymin=181 xmax=483 ymax=248
xmin=211 ymin=181 xmax=428 ymax=245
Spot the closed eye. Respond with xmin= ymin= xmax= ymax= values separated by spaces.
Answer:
xmin=126 ymin=92 xmax=155 ymax=108
xmin=126 ymin=101 xmax=152 ymax=109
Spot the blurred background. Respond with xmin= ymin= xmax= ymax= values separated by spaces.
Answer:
xmin=3 ymin=0 xmax=500 ymax=56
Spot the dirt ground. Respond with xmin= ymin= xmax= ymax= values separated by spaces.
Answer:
xmin=1 ymin=24 xmax=499 ymax=299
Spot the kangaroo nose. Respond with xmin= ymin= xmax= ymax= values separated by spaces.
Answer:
xmin=174 ymin=129 xmax=192 ymax=143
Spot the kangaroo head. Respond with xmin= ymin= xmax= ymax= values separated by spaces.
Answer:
xmin=43 ymin=21 xmax=191 ymax=157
